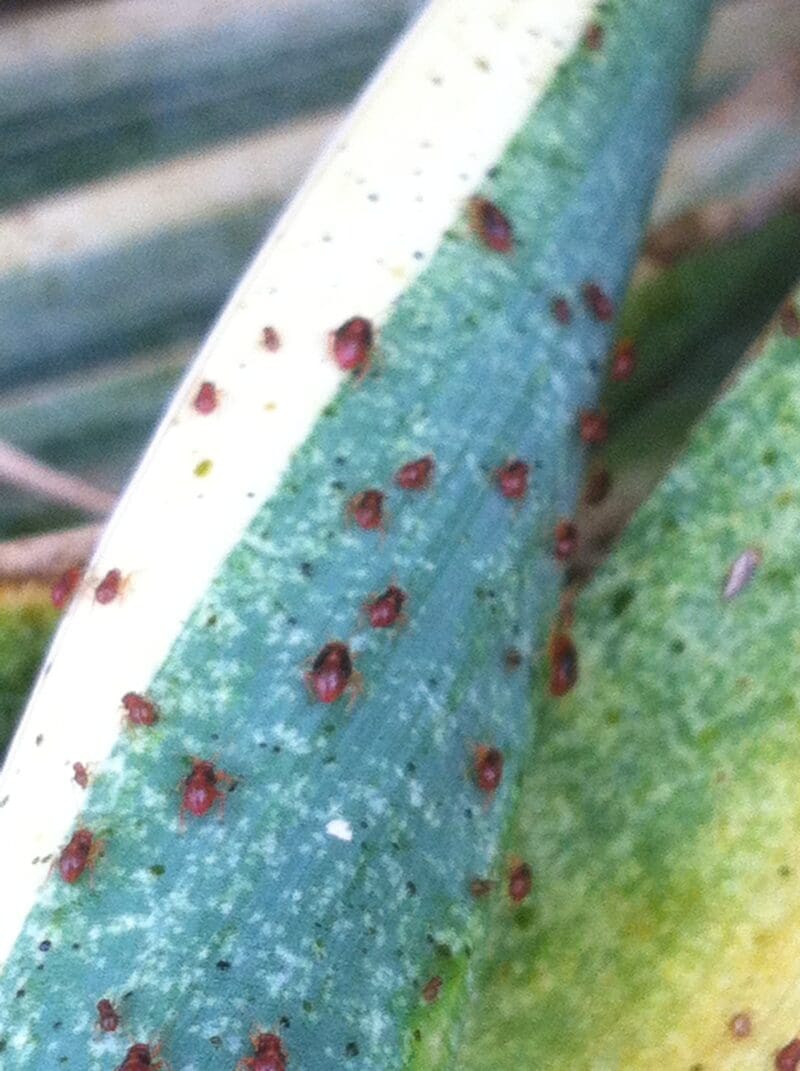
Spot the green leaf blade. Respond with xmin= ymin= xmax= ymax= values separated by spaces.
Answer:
xmin=457 ymin=302 xmax=800 ymax=1069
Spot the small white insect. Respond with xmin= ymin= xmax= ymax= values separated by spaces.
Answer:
xmin=722 ymin=547 xmax=761 ymax=600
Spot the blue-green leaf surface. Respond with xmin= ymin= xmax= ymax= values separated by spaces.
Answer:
xmin=0 ymin=2 xmax=710 ymax=1068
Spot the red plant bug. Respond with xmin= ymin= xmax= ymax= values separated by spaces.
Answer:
xmin=58 ymin=828 xmax=103 ymax=884
xmin=549 ymin=632 xmax=578 ymax=697
xmin=236 ymin=1031 xmax=287 ymax=1071
xmin=262 ymin=327 xmax=281 ymax=352
xmin=347 ymin=489 xmax=385 ymax=531
xmin=776 ymin=1039 xmax=800 ymax=1071
xmin=97 ymin=998 xmax=120 ymax=1032
xmin=508 ymin=860 xmax=533 ymax=903
xmin=330 ymin=316 xmax=373 ymax=376
xmin=193 ymin=381 xmax=218 ymax=414
xmin=582 ymin=281 xmax=614 ymax=322
xmin=554 ymin=521 xmax=578 ymax=561
xmin=494 ymin=459 xmax=529 ymax=500
xmin=474 ymin=745 xmax=503 ymax=795
xmin=180 ymin=759 xmax=235 ymax=825
xmin=394 ymin=455 xmax=434 ymax=490
xmin=305 ymin=642 xmax=362 ymax=705
xmin=470 ymin=877 xmax=496 ymax=898
xmin=579 ymin=409 xmax=608 ymax=445
xmin=584 ymin=22 xmax=604 ymax=49
xmin=95 ymin=568 xmax=125 ymax=605
xmin=122 ymin=692 xmax=159 ymax=727
xmin=610 ymin=338 xmax=637 ymax=381
xmin=584 ymin=466 xmax=612 ymax=506
xmin=551 ymin=296 xmax=572 ymax=324
xmin=115 ymin=1042 xmax=165 ymax=1070
xmin=364 ymin=585 xmax=406 ymax=629
xmin=468 ymin=197 xmax=513 ymax=253
xmin=51 ymin=566 xmax=81 ymax=610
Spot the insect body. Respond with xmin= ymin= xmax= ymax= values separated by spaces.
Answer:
xmin=237 ymin=1032 xmax=287 ymax=1071
xmin=193 ymin=381 xmax=218 ymax=414
xmin=95 ymin=569 xmax=125 ymax=605
xmin=394 ymin=455 xmax=434 ymax=490
xmin=469 ymin=197 xmax=513 ymax=253
xmin=330 ymin=317 xmax=373 ymax=375
xmin=364 ymin=585 xmax=406 ymax=628
xmin=579 ymin=409 xmax=608 ymax=445
xmin=96 ymin=998 xmax=120 ymax=1032
xmin=115 ymin=1043 xmax=164 ymax=1070
xmin=58 ymin=829 xmax=103 ymax=884
xmin=305 ymin=642 xmax=361 ymax=705
xmin=610 ymin=338 xmax=636 ymax=380
xmin=549 ymin=633 xmax=578 ymax=696
xmin=494 ymin=459 xmax=529 ymax=500
xmin=582 ymin=281 xmax=614 ymax=321
xmin=347 ymin=489 xmax=385 ymax=531
xmin=508 ymin=860 xmax=533 ymax=903
xmin=180 ymin=760 xmax=234 ymax=823
xmin=554 ymin=520 xmax=578 ymax=561
xmin=51 ymin=566 xmax=81 ymax=609
xmin=122 ymin=692 xmax=159 ymax=727
xmin=474 ymin=745 xmax=503 ymax=794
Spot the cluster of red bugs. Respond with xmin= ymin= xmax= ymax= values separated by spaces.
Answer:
xmin=51 ymin=565 xmax=133 ymax=608
xmin=304 ymin=448 xmax=435 ymax=705
xmin=47 ymin=193 xmax=637 ymax=1071
xmin=57 ymin=757 xmax=235 ymax=884
xmin=104 ymin=1032 xmax=286 ymax=1071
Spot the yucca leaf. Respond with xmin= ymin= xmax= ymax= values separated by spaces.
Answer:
xmin=0 ymin=2 xmax=710 ymax=1068
xmin=453 ymin=292 xmax=800 ymax=1069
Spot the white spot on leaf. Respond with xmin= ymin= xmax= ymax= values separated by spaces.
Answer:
xmin=325 ymin=818 xmax=353 ymax=841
